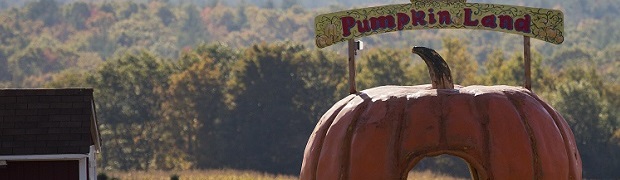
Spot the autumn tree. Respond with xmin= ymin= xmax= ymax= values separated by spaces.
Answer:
xmin=0 ymin=49 xmax=9 ymax=82
xmin=160 ymin=44 xmax=238 ymax=168
xmin=179 ymin=4 xmax=208 ymax=47
xmin=281 ymin=0 xmax=299 ymax=9
xmin=88 ymin=51 xmax=178 ymax=170
xmin=220 ymin=43 xmax=346 ymax=174
xmin=24 ymin=0 xmax=61 ymax=26
xmin=62 ymin=2 xmax=91 ymax=30
xmin=548 ymin=46 xmax=593 ymax=70
xmin=356 ymin=48 xmax=417 ymax=90
xmin=159 ymin=57 xmax=222 ymax=170
xmin=439 ymin=37 xmax=479 ymax=85
xmin=157 ymin=6 xmax=176 ymax=26
xmin=549 ymin=66 xmax=619 ymax=177
xmin=481 ymin=48 xmax=550 ymax=91
xmin=7 ymin=34 xmax=78 ymax=86
xmin=222 ymin=43 xmax=309 ymax=173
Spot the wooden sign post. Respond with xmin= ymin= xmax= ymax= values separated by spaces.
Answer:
xmin=524 ymin=36 xmax=532 ymax=90
xmin=348 ymin=39 xmax=357 ymax=94
xmin=315 ymin=0 xmax=564 ymax=92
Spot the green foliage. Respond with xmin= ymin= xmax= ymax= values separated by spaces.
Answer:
xmin=356 ymin=48 xmax=419 ymax=89
xmin=281 ymin=0 xmax=299 ymax=9
xmin=88 ymin=51 xmax=178 ymax=170
xmin=596 ymin=45 xmax=620 ymax=83
xmin=223 ymin=43 xmax=338 ymax=174
xmin=178 ymin=4 xmax=208 ymax=46
xmin=482 ymin=48 xmax=547 ymax=89
xmin=157 ymin=6 xmax=176 ymax=26
xmin=7 ymin=34 xmax=79 ymax=86
xmin=0 ymin=48 xmax=10 ymax=81
xmin=162 ymin=48 xmax=228 ymax=168
xmin=548 ymin=46 xmax=593 ymax=70
xmin=62 ymin=2 xmax=90 ymax=30
xmin=96 ymin=173 xmax=109 ymax=180
xmin=24 ymin=0 xmax=60 ymax=26
xmin=118 ymin=2 xmax=139 ymax=19
xmin=44 ymin=69 xmax=89 ymax=88
xmin=547 ymin=66 xmax=619 ymax=177
xmin=440 ymin=37 xmax=478 ymax=85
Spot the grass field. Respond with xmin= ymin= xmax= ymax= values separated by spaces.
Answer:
xmin=102 ymin=169 xmax=466 ymax=180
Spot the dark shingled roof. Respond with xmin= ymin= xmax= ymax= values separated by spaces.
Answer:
xmin=0 ymin=88 xmax=101 ymax=155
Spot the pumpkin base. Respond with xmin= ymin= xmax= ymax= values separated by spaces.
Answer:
xmin=301 ymin=85 xmax=581 ymax=180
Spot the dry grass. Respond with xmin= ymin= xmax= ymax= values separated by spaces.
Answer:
xmin=103 ymin=169 xmax=465 ymax=180
xmin=407 ymin=170 xmax=468 ymax=180
xmin=104 ymin=169 xmax=296 ymax=180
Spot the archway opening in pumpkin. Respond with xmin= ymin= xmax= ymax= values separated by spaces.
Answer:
xmin=407 ymin=154 xmax=472 ymax=179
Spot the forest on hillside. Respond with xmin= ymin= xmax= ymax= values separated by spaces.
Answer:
xmin=0 ymin=0 xmax=619 ymax=178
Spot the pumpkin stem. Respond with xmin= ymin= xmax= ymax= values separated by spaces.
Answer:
xmin=412 ymin=46 xmax=454 ymax=89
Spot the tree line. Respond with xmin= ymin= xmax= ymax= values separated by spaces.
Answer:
xmin=0 ymin=0 xmax=619 ymax=178
xmin=44 ymin=39 xmax=619 ymax=177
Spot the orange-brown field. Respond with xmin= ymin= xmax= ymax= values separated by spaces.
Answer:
xmin=102 ymin=169 xmax=465 ymax=180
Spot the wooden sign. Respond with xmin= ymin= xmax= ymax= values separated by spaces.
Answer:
xmin=315 ymin=0 xmax=564 ymax=48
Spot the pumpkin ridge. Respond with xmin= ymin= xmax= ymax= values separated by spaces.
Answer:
xmin=526 ymin=92 xmax=582 ymax=180
xmin=338 ymin=96 xmax=371 ymax=180
xmin=392 ymin=97 xmax=409 ymax=179
xmin=398 ymin=94 xmax=443 ymax=176
xmin=387 ymin=97 xmax=408 ymax=179
xmin=438 ymin=90 xmax=453 ymax=148
xmin=397 ymin=96 xmax=430 ymax=178
xmin=303 ymin=95 xmax=356 ymax=180
xmin=471 ymin=93 xmax=493 ymax=179
xmin=505 ymin=92 xmax=543 ymax=180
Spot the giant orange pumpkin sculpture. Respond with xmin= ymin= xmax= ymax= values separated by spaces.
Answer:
xmin=300 ymin=47 xmax=581 ymax=179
